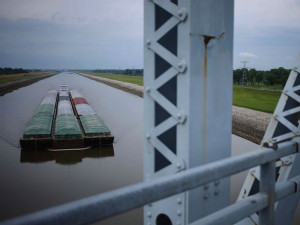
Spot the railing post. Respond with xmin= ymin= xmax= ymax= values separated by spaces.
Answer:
xmin=259 ymin=161 xmax=276 ymax=225
xmin=144 ymin=0 xmax=234 ymax=224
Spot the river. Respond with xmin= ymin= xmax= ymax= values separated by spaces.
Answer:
xmin=0 ymin=72 xmax=298 ymax=224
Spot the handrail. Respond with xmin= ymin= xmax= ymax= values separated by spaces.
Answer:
xmin=1 ymin=139 xmax=299 ymax=225
xmin=191 ymin=177 xmax=300 ymax=225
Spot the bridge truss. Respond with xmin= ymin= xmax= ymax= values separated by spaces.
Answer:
xmin=237 ymin=54 xmax=300 ymax=225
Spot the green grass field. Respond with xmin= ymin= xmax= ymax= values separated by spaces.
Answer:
xmin=86 ymin=72 xmax=143 ymax=86
xmin=0 ymin=71 xmax=54 ymax=85
xmin=234 ymin=83 xmax=283 ymax=90
xmin=84 ymin=73 xmax=281 ymax=113
xmin=233 ymin=86 xmax=280 ymax=113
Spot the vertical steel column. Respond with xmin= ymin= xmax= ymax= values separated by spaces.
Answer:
xmin=259 ymin=162 xmax=275 ymax=225
xmin=144 ymin=1 xmax=234 ymax=224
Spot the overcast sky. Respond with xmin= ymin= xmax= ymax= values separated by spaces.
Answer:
xmin=0 ymin=0 xmax=299 ymax=70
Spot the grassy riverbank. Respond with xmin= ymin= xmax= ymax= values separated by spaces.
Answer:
xmin=234 ymin=83 xmax=283 ymax=90
xmin=233 ymin=86 xmax=280 ymax=113
xmin=83 ymin=73 xmax=280 ymax=113
xmin=0 ymin=71 xmax=54 ymax=85
xmin=85 ymin=72 xmax=143 ymax=86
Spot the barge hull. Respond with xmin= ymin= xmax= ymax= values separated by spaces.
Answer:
xmin=85 ymin=136 xmax=114 ymax=146
xmin=20 ymin=138 xmax=52 ymax=150
xmin=52 ymin=139 xmax=85 ymax=149
xmin=20 ymin=136 xmax=114 ymax=150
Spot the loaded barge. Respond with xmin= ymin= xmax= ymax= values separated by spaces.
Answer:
xmin=20 ymin=85 xmax=114 ymax=150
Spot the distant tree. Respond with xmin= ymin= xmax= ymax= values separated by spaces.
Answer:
xmin=264 ymin=72 xmax=276 ymax=85
xmin=248 ymin=69 xmax=257 ymax=85
xmin=256 ymin=71 xmax=264 ymax=85
xmin=233 ymin=67 xmax=291 ymax=87
xmin=93 ymin=69 xmax=143 ymax=76
xmin=0 ymin=67 xmax=28 ymax=74
xmin=281 ymin=74 xmax=289 ymax=87
xmin=233 ymin=69 xmax=242 ymax=84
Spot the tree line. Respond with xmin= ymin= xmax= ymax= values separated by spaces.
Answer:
xmin=233 ymin=67 xmax=290 ymax=87
xmin=0 ymin=67 xmax=29 ymax=74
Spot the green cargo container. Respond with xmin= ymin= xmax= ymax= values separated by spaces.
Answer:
xmin=35 ymin=104 xmax=55 ymax=116
xmin=55 ymin=114 xmax=82 ymax=139
xmin=23 ymin=113 xmax=53 ymax=138
xmin=80 ymin=115 xmax=110 ymax=136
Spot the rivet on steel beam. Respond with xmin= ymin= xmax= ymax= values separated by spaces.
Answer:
xmin=176 ymin=163 xmax=181 ymax=169
xmin=177 ymin=8 xmax=187 ymax=21
xmin=146 ymin=39 xmax=151 ymax=48
xmin=177 ymin=61 xmax=187 ymax=73
xmin=177 ymin=198 xmax=182 ymax=204
xmin=177 ymin=210 xmax=182 ymax=217
xmin=203 ymin=192 xmax=209 ymax=199
xmin=214 ymin=190 xmax=219 ymax=195
xmin=204 ymin=184 xmax=209 ymax=190
xmin=146 ymin=87 xmax=151 ymax=93
xmin=147 ymin=212 xmax=152 ymax=218
xmin=251 ymin=199 xmax=256 ymax=204
xmin=146 ymin=133 xmax=151 ymax=140
xmin=177 ymin=113 xmax=182 ymax=120
xmin=284 ymin=158 xmax=292 ymax=166
xmin=177 ymin=112 xmax=186 ymax=124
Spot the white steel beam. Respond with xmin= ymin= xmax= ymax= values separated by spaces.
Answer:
xmin=144 ymin=0 xmax=234 ymax=224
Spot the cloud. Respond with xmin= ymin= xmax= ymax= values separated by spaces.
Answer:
xmin=235 ymin=0 xmax=300 ymax=29
xmin=0 ymin=1 xmax=142 ymax=27
xmin=239 ymin=52 xmax=258 ymax=59
xmin=0 ymin=18 xmax=143 ymax=69
xmin=0 ymin=0 xmax=299 ymax=70
xmin=0 ymin=0 xmax=144 ymax=69
xmin=233 ymin=0 xmax=300 ymax=69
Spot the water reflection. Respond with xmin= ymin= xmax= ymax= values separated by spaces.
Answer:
xmin=20 ymin=145 xmax=114 ymax=165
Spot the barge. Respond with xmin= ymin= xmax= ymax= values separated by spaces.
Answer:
xmin=20 ymin=146 xmax=114 ymax=164
xmin=20 ymin=85 xmax=114 ymax=150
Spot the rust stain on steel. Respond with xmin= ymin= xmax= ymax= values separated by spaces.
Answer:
xmin=189 ymin=33 xmax=226 ymax=163
xmin=201 ymin=35 xmax=214 ymax=164
xmin=189 ymin=32 xmax=225 ymax=41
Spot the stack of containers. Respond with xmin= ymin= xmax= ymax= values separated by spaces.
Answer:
xmin=58 ymin=91 xmax=69 ymax=101
xmin=71 ymin=90 xmax=111 ymax=136
xmin=55 ymin=90 xmax=82 ymax=139
xmin=23 ymin=90 xmax=57 ymax=138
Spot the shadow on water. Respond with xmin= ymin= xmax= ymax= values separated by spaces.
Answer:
xmin=20 ymin=145 xmax=114 ymax=165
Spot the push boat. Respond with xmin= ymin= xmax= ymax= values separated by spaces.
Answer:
xmin=20 ymin=85 xmax=114 ymax=150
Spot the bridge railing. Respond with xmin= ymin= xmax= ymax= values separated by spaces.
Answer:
xmin=2 ymin=138 xmax=300 ymax=225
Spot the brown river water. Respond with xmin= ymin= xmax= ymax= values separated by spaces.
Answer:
xmin=0 ymin=72 xmax=298 ymax=224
